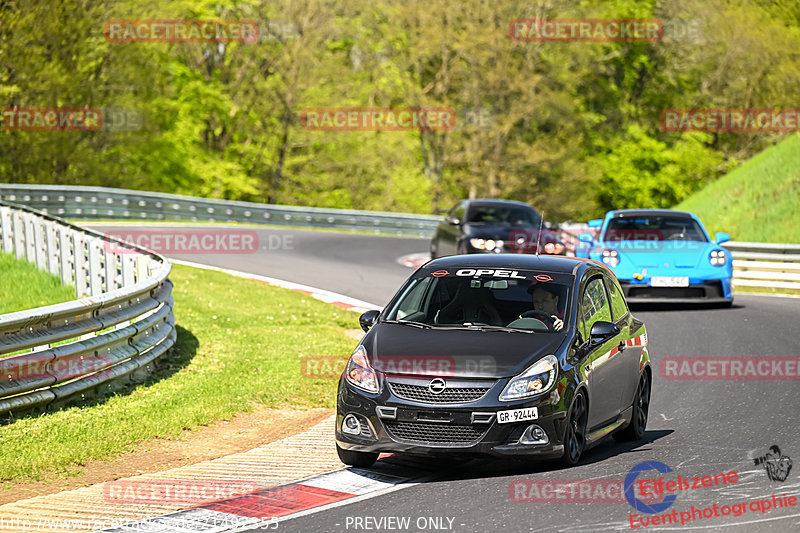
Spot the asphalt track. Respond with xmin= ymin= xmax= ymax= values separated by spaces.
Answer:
xmin=90 ymin=225 xmax=800 ymax=532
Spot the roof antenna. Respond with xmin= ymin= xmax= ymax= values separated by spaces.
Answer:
xmin=536 ymin=211 xmax=544 ymax=257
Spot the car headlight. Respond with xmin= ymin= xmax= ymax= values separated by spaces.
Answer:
xmin=499 ymin=355 xmax=558 ymax=401
xmin=543 ymin=242 xmax=565 ymax=255
xmin=709 ymin=249 xmax=727 ymax=266
xmin=470 ymin=238 xmax=499 ymax=251
xmin=601 ymin=249 xmax=619 ymax=267
xmin=344 ymin=346 xmax=379 ymax=393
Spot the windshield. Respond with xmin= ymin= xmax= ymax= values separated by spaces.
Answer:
xmin=384 ymin=269 xmax=572 ymax=333
xmin=466 ymin=205 xmax=541 ymax=227
xmin=604 ymin=215 xmax=707 ymax=242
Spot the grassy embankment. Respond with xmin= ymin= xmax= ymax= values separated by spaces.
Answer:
xmin=0 ymin=262 xmax=357 ymax=483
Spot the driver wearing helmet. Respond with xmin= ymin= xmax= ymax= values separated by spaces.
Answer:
xmin=520 ymin=284 xmax=564 ymax=331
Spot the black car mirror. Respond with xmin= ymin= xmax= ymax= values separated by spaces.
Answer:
xmin=359 ymin=309 xmax=380 ymax=332
xmin=589 ymin=321 xmax=620 ymax=345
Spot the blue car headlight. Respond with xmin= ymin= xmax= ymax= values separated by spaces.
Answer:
xmin=709 ymin=249 xmax=727 ymax=266
xmin=601 ymin=249 xmax=619 ymax=268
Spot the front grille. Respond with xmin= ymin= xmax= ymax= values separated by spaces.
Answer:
xmin=384 ymin=420 xmax=488 ymax=445
xmin=628 ymin=287 xmax=705 ymax=299
xmin=389 ymin=382 xmax=491 ymax=404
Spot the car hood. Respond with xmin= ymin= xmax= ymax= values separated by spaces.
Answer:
xmin=362 ymin=323 xmax=566 ymax=379
xmin=601 ymin=240 xmax=710 ymax=268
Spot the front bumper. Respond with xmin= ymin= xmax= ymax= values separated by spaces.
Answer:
xmin=618 ymin=277 xmax=733 ymax=303
xmin=335 ymin=376 xmax=567 ymax=459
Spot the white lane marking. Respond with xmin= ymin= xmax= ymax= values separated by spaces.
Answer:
xmin=171 ymin=259 xmax=382 ymax=311
xmin=396 ymin=252 xmax=430 ymax=269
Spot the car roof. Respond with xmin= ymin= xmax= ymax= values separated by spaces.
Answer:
xmin=466 ymin=199 xmax=535 ymax=208
xmin=608 ymin=208 xmax=695 ymax=218
xmin=424 ymin=253 xmax=604 ymax=276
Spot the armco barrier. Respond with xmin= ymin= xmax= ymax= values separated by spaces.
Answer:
xmin=0 ymin=184 xmax=442 ymax=238
xmin=0 ymin=200 xmax=175 ymax=416
xmin=725 ymin=242 xmax=800 ymax=292
xmin=0 ymin=185 xmax=796 ymax=292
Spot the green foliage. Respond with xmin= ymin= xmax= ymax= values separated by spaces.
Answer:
xmin=594 ymin=126 xmax=725 ymax=211
xmin=676 ymin=134 xmax=800 ymax=243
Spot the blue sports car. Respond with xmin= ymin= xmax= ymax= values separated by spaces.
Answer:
xmin=575 ymin=209 xmax=733 ymax=305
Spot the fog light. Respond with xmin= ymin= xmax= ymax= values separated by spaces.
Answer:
xmin=519 ymin=424 xmax=549 ymax=445
xmin=342 ymin=414 xmax=361 ymax=435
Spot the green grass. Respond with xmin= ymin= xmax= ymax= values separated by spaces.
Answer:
xmin=0 ymin=253 xmax=75 ymax=314
xmin=0 ymin=263 xmax=358 ymax=482
xmin=676 ymin=134 xmax=800 ymax=243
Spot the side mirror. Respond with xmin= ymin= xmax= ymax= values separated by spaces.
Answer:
xmin=578 ymin=232 xmax=595 ymax=244
xmin=359 ymin=309 xmax=380 ymax=332
xmin=445 ymin=216 xmax=461 ymax=225
xmin=714 ymin=232 xmax=731 ymax=245
xmin=589 ymin=321 xmax=620 ymax=345
xmin=588 ymin=219 xmax=603 ymax=229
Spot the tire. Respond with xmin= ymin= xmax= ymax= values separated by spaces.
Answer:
xmin=336 ymin=443 xmax=379 ymax=468
xmin=613 ymin=371 xmax=651 ymax=442
xmin=560 ymin=391 xmax=588 ymax=467
xmin=430 ymin=239 xmax=438 ymax=260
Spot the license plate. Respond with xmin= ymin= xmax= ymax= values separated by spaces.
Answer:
xmin=650 ymin=276 xmax=689 ymax=287
xmin=497 ymin=407 xmax=538 ymax=424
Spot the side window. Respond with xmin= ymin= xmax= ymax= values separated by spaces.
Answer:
xmin=581 ymin=277 xmax=612 ymax=338
xmin=394 ymin=277 xmax=433 ymax=319
xmin=607 ymin=276 xmax=629 ymax=321
xmin=451 ymin=202 xmax=465 ymax=221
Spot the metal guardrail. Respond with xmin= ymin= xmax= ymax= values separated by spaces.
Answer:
xmin=0 ymin=184 xmax=442 ymax=238
xmin=725 ymin=242 xmax=800 ymax=291
xmin=0 ymin=184 xmax=796 ymax=291
xmin=0 ymin=200 xmax=176 ymax=416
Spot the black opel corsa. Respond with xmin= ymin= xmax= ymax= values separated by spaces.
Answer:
xmin=335 ymin=255 xmax=651 ymax=467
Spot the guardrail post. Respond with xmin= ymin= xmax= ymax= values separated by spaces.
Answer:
xmin=73 ymin=233 xmax=89 ymax=297
xmin=0 ymin=206 xmax=12 ymax=253
xmin=59 ymin=227 xmax=73 ymax=289
xmin=13 ymin=211 xmax=24 ymax=260
xmin=88 ymin=239 xmax=103 ymax=295
xmin=104 ymin=245 xmax=119 ymax=292
xmin=122 ymin=253 xmax=136 ymax=286
xmin=44 ymin=221 xmax=58 ymax=276
xmin=33 ymin=217 xmax=46 ymax=269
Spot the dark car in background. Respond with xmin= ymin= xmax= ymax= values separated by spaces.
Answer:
xmin=430 ymin=199 xmax=566 ymax=259
xmin=335 ymin=254 xmax=652 ymax=468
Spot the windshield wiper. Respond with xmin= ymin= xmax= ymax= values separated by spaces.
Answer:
xmin=382 ymin=319 xmax=432 ymax=329
xmin=457 ymin=325 xmax=535 ymax=334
